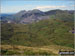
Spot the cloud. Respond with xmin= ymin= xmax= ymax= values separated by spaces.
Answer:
xmin=35 ymin=5 xmax=66 ymax=10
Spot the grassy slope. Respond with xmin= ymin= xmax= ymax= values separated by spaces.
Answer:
xmin=9 ymin=19 xmax=74 ymax=48
xmin=1 ymin=19 xmax=74 ymax=48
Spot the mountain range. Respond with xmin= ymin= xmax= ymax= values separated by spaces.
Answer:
xmin=1 ymin=9 xmax=74 ymax=24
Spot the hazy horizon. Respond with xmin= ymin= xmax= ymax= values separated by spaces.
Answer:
xmin=1 ymin=9 xmax=75 ymax=14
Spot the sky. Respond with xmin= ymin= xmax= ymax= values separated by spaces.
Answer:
xmin=1 ymin=0 xmax=75 ymax=13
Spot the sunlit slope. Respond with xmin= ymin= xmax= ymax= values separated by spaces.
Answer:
xmin=0 ymin=45 xmax=74 ymax=55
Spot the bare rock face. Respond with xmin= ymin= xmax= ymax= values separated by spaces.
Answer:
xmin=14 ymin=9 xmax=48 ymax=23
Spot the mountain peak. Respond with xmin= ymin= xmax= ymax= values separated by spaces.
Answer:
xmin=32 ymin=9 xmax=42 ymax=13
xmin=32 ymin=9 xmax=41 ymax=11
xmin=18 ymin=10 xmax=26 ymax=13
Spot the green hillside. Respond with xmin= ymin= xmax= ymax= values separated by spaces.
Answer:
xmin=1 ymin=18 xmax=74 ymax=48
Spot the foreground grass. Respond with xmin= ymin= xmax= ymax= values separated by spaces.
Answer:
xmin=0 ymin=45 xmax=74 ymax=55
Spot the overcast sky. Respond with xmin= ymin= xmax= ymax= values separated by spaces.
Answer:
xmin=1 ymin=0 xmax=75 ymax=13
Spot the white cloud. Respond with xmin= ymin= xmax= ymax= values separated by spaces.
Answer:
xmin=36 ymin=5 xmax=66 ymax=9
xmin=71 ymin=5 xmax=75 ymax=7
xmin=34 ymin=5 xmax=68 ymax=11
xmin=35 ymin=5 xmax=66 ymax=9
